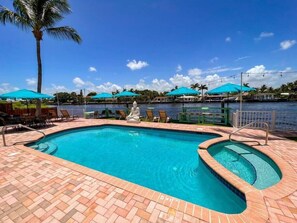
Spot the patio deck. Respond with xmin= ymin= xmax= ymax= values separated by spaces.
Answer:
xmin=1 ymin=119 xmax=297 ymax=223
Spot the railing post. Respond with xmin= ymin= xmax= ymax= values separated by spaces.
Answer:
xmin=2 ymin=126 xmax=7 ymax=146
xmin=271 ymin=111 xmax=276 ymax=131
xmin=234 ymin=110 xmax=239 ymax=128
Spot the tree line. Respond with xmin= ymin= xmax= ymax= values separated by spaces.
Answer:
xmin=52 ymin=80 xmax=297 ymax=104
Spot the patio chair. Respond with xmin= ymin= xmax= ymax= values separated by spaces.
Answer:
xmin=48 ymin=109 xmax=61 ymax=121
xmin=101 ymin=109 xmax=115 ymax=118
xmin=0 ymin=117 xmax=20 ymax=132
xmin=146 ymin=110 xmax=159 ymax=122
xmin=93 ymin=111 xmax=100 ymax=118
xmin=158 ymin=110 xmax=170 ymax=123
xmin=116 ymin=110 xmax=127 ymax=120
xmin=60 ymin=109 xmax=79 ymax=120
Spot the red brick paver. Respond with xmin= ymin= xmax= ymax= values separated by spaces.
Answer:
xmin=1 ymin=119 xmax=297 ymax=222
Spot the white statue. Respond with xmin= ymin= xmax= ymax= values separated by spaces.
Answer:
xmin=126 ymin=101 xmax=140 ymax=123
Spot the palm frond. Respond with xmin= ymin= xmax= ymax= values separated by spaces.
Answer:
xmin=46 ymin=26 xmax=81 ymax=43
xmin=43 ymin=0 xmax=71 ymax=15
xmin=13 ymin=0 xmax=31 ymax=19
xmin=0 ymin=6 xmax=31 ymax=29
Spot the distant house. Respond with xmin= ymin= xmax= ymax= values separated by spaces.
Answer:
xmin=254 ymin=93 xmax=275 ymax=101
xmin=151 ymin=96 xmax=172 ymax=103
xmin=176 ymin=95 xmax=199 ymax=102
xmin=204 ymin=95 xmax=225 ymax=102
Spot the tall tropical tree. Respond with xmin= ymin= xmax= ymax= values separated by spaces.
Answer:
xmin=260 ymin=84 xmax=268 ymax=93
xmin=199 ymin=84 xmax=208 ymax=102
xmin=0 ymin=0 xmax=81 ymax=114
xmin=191 ymin=83 xmax=199 ymax=90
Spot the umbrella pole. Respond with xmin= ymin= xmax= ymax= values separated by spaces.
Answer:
xmin=240 ymin=72 xmax=243 ymax=127
xmin=26 ymin=99 xmax=29 ymax=115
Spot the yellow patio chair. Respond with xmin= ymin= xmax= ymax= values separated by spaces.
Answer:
xmin=158 ymin=110 xmax=170 ymax=123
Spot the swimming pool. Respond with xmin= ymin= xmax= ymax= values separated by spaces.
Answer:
xmin=29 ymin=125 xmax=246 ymax=213
xmin=208 ymin=141 xmax=282 ymax=189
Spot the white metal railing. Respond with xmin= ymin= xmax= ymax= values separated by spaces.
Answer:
xmin=1 ymin=124 xmax=46 ymax=146
xmin=232 ymin=110 xmax=297 ymax=132
xmin=233 ymin=110 xmax=275 ymax=130
xmin=229 ymin=121 xmax=269 ymax=145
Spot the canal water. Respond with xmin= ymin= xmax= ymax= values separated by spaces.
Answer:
xmin=59 ymin=101 xmax=297 ymax=118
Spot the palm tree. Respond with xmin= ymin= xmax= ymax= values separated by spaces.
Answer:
xmin=199 ymin=84 xmax=208 ymax=102
xmin=0 ymin=0 xmax=81 ymax=114
xmin=191 ymin=83 xmax=199 ymax=90
xmin=260 ymin=84 xmax=268 ymax=93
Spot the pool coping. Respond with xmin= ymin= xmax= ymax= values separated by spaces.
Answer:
xmin=6 ymin=120 xmax=297 ymax=222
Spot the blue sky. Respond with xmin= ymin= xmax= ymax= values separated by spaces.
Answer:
xmin=0 ymin=0 xmax=297 ymax=94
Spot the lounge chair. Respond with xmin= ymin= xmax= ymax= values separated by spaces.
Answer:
xmin=93 ymin=111 xmax=100 ymax=118
xmin=158 ymin=110 xmax=170 ymax=123
xmin=116 ymin=110 xmax=127 ymax=120
xmin=60 ymin=109 xmax=79 ymax=120
xmin=48 ymin=109 xmax=61 ymax=121
xmin=101 ymin=109 xmax=114 ymax=118
xmin=146 ymin=110 xmax=158 ymax=122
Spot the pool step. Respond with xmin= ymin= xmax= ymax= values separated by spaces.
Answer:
xmin=225 ymin=144 xmax=280 ymax=189
xmin=31 ymin=143 xmax=58 ymax=155
xmin=31 ymin=143 xmax=49 ymax=152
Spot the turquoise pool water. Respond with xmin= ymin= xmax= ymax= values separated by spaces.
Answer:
xmin=208 ymin=141 xmax=282 ymax=189
xmin=29 ymin=125 xmax=246 ymax=213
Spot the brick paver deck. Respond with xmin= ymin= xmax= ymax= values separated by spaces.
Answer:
xmin=1 ymin=119 xmax=297 ymax=223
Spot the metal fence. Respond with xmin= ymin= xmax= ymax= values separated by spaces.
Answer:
xmin=232 ymin=110 xmax=297 ymax=132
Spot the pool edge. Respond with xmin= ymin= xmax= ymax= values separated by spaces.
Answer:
xmin=13 ymin=122 xmax=276 ymax=222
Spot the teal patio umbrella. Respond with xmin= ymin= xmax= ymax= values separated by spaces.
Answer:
xmin=91 ymin=92 xmax=113 ymax=99
xmin=166 ymin=87 xmax=200 ymax=110
xmin=206 ymin=83 xmax=255 ymax=95
xmin=207 ymin=83 xmax=255 ymax=111
xmin=166 ymin=87 xmax=200 ymax=96
xmin=114 ymin=91 xmax=140 ymax=97
xmin=91 ymin=92 xmax=114 ymax=117
xmin=0 ymin=89 xmax=54 ymax=114
xmin=114 ymin=91 xmax=140 ymax=109
xmin=0 ymin=89 xmax=54 ymax=100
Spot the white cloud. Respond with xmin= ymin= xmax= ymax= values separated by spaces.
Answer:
xmin=255 ymin=32 xmax=274 ymax=41
xmin=235 ymin=56 xmax=251 ymax=62
xmin=0 ymin=83 xmax=19 ymax=94
xmin=73 ymin=77 xmax=85 ymax=87
xmin=280 ymin=40 xmax=296 ymax=50
xmin=188 ymin=68 xmax=202 ymax=76
xmin=169 ymin=74 xmax=192 ymax=87
xmin=126 ymin=60 xmax=149 ymax=70
xmin=225 ymin=37 xmax=231 ymax=42
xmin=245 ymin=65 xmax=297 ymax=88
xmin=210 ymin=57 xmax=219 ymax=63
xmin=203 ymin=66 xmax=242 ymax=74
xmin=205 ymin=74 xmax=232 ymax=90
xmin=176 ymin=64 xmax=182 ymax=72
xmin=26 ymin=78 xmax=37 ymax=86
xmin=151 ymin=79 xmax=172 ymax=92
xmin=124 ymin=79 xmax=173 ymax=92
xmin=43 ymin=84 xmax=69 ymax=94
xmin=96 ymin=82 xmax=122 ymax=93
xmin=89 ymin=66 xmax=97 ymax=72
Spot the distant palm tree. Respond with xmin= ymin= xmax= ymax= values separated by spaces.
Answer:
xmin=0 ymin=0 xmax=81 ymax=114
xmin=191 ymin=83 xmax=199 ymax=90
xmin=243 ymin=83 xmax=250 ymax=87
xmin=199 ymin=84 xmax=208 ymax=102
xmin=260 ymin=84 xmax=268 ymax=93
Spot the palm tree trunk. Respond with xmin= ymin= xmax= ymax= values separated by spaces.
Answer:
xmin=36 ymin=39 xmax=42 ymax=116
xmin=202 ymin=89 xmax=204 ymax=103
